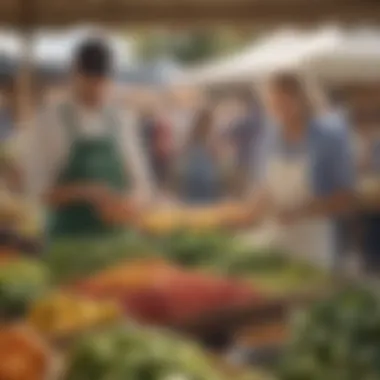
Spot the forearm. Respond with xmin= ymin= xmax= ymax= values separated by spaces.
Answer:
xmin=44 ymin=184 xmax=83 ymax=207
xmin=242 ymin=189 xmax=271 ymax=226
xmin=298 ymin=191 xmax=354 ymax=219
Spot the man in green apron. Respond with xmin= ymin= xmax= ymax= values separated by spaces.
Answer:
xmin=41 ymin=38 xmax=152 ymax=238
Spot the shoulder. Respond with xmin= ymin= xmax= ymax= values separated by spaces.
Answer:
xmin=312 ymin=113 xmax=349 ymax=144
xmin=311 ymin=115 xmax=352 ymax=163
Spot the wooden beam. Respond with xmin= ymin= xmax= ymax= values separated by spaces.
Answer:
xmin=1 ymin=0 xmax=380 ymax=27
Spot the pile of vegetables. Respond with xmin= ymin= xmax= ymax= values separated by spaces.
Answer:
xmin=158 ymin=230 xmax=235 ymax=268
xmin=65 ymin=325 xmax=225 ymax=380
xmin=278 ymin=287 xmax=380 ymax=380
xmin=157 ymin=231 xmax=329 ymax=295
xmin=0 ymin=259 xmax=50 ymax=319
xmin=45 ymin=232 xmax=156 ymax=283
xmin=28 ymin=292 xmax=121 ymax=338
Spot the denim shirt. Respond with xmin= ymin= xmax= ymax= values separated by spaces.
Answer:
xmin=180 ymin=144 xmax=222 ymax=204
xmin=254 ymin=116 xmax=355 ymax=197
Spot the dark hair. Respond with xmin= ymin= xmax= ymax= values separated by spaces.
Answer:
xmin=74 ymin=38 xmax=112 ymax=77
xmin=267 ymin=72 xmax=314 ymax=117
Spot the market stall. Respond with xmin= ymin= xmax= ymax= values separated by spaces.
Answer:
xmin=2 ymin=1 xmax=380 ymax=380
xmin=181 ymin=27 xmax=380 ymax=88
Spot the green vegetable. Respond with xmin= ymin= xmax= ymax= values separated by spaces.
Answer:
xmin=45 ymin=232 xmax=156 ymax=284
xmin=158 ymin=230 xmax=233 ymax=268
xmin=65 ymin=325 xmax=224 ymax=380
xmin=278 ymin=287 xmax=380 ymax=380
xmin=0 ymin=259 xmax=50 ymax=319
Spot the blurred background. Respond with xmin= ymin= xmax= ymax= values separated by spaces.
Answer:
xmin=2 ymin=1 xmax=380 ymax=379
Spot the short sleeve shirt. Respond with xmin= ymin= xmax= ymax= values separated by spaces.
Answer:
xmin=252 ymin=115 xmax=355 ymax=197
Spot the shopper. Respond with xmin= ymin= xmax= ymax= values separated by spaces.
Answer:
xmin=176 ymin=107 xmax=226 ymax=204
xmin=229 ymin=90 xmax=262 ymax=195
xmin=245 ymin=73 xmax=354 ymax=269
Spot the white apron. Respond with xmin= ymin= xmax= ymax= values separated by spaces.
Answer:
xmin=265 ymin=154 xmax=335 ymax=269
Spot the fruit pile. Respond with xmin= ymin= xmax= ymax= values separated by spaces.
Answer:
xmin=75 ymin=260 xmax=261 ymax=325
xmin=138 ymin=203 xmax=250 ymax=235
xmin=28 ymin=292 xmax=121 ymax=338
xmin=0 ymin=324 xmax=50 ymax=380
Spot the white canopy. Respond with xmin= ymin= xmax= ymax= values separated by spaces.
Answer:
xmin=303 ymin=29 xmax=380 ymax=82
xmin=180 ymin=29 xmax=320 ymax=86
xmin=181 ymin=26 xmax=380 ymax=86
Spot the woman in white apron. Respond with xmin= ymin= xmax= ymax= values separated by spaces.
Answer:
xmin=246 ymin=74 xmax=355 ymax=270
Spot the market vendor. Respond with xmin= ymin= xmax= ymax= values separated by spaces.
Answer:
xmin=245 ymin=73 xmax=355 ymax=269
xmin=26 ymin=38 xmax=153 ymax=238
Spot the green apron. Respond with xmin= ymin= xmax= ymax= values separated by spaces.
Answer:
xmin=49 ymin=103 xmax=130 ymax=238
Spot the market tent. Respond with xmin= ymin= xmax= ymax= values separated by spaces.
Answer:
xmin=301 ymin=29 xmax=380 ymax=82
xmin=180 ymin=27 xmax=380 ymax=87
xmin=229 ymin=27 xmax=341 ymax=82
xmin=179 ymin=29 xmax=321 ymax=86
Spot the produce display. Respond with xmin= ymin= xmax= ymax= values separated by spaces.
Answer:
xmin=45 ymin=232 xmax=155 ymax=283
xmin=64 ymin=324 xmax=255 ymax=380
xmin=278 ymin=287 xmax=380 ymax=380
xmin=158 ymin=231 xmax=331 ymax=296
xmin=75 ymin=260 xmax=260 ymax=325
xmin=0 ymin=324 xmax=50 ymax=380
xmin=158 ymin=230 xmax=235 ymax=268
xmin=28 ymin=292 xmax=121 ymax=338
xmin=0 ymin=258 xmax=50 ymax=319
xmin=0 ymin=203 xmax=348 ymax=380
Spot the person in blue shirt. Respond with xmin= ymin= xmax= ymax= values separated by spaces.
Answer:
xmin=176 ymin=107 xmax=227 ymax=205
xmin=245 ymin=73 xmax=355 ymax=269
xmin=229 ymin=90 xmax=262 ymax=195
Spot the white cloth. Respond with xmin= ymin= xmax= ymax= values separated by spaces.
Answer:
xmin=13 ymin=98 xmax=154 ymax=201
xmin=266 ymin=154 xmax=334 ymax=269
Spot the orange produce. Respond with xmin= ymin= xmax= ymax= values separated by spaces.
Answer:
xmin=75 ymin=259 xmax=177 ymax=298
xmin=29 ymin=292 xmax=121 ymax=338
xmin=0 ymin=325 xmax=49 ymax=380
xmin=76 ymin=260 xmax=262 ymax=325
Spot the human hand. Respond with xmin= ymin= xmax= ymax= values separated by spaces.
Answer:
xmin=276 ymin=208 xmax=302 ymax=226
xmin=98 ymin=195 xmax=140 ymax=226
xmin=72 ymin=183 xmax=112 ymax=204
